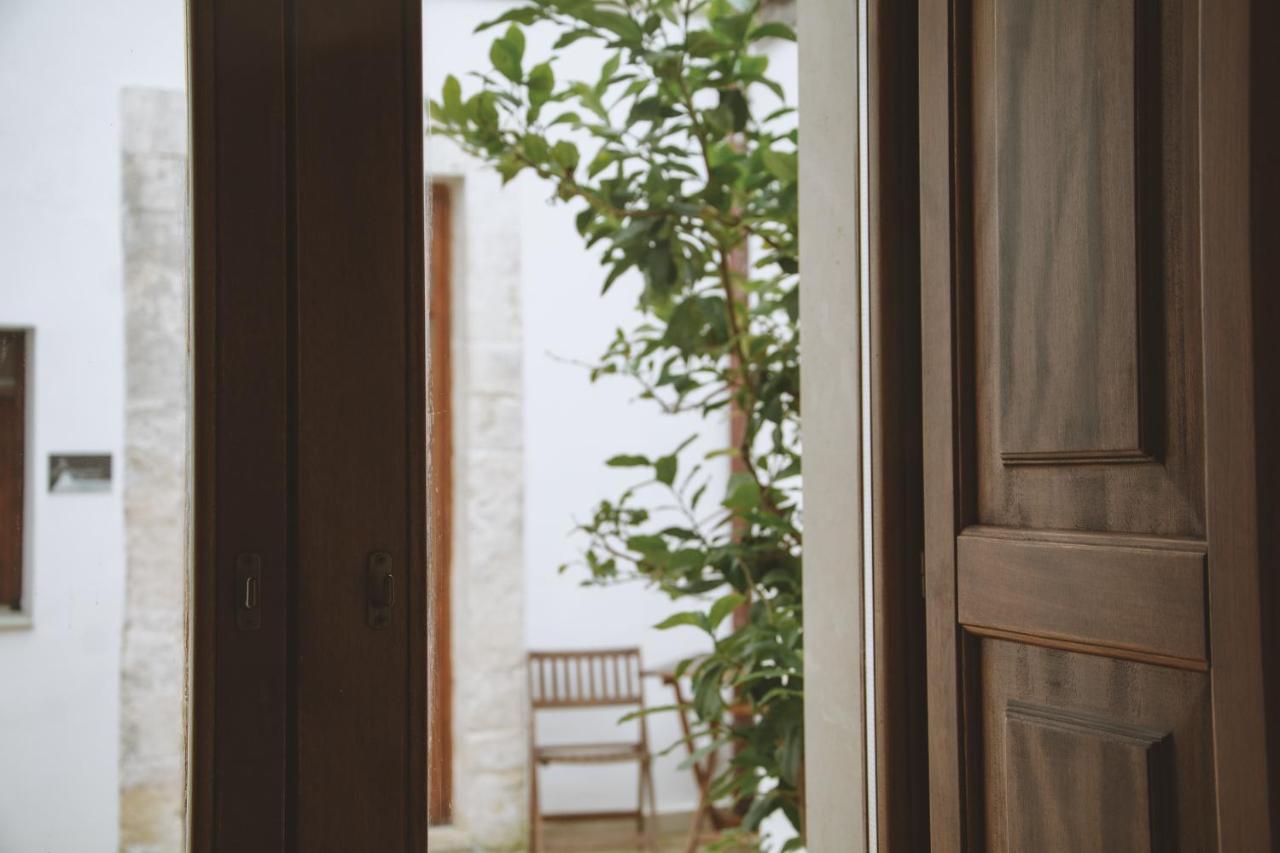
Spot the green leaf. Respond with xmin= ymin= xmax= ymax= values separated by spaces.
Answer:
xmin=523 ymin=133 xmax=550 ymax=163
xmin=441 ymin=74 xmax=463 ymax=121
xmin=466 ymin=91 xmax=499 ymax=129
xmin=587 ymin=148 xmax=618 ymax=178
xmin=475 ymin=6 xmax=540 ymax=32
xmin=707 ymin=592 xmax=745 ymax=631
xmin=504 ymin=24 xmax=525 ymax=63
xmin=742 ymin=789 xmax=781 ymax=830
xmin=686 ymin=29 xmax=728 ymax=57
xmin=749 ymin=21 xmax=797 ymax=42
xmin=605 ymin=453 xmax=651 ymax=467
xmin=654 ymin=455 xmax=677 ymax=486
xmin=489 ymin=26 xmax=525 ymax=82
xmin=527 ymin=62 xmax=555 ymax=108
xmin=762 ymin=148 xmax=798 ymax=182
xmin=600 ymin=258 xmax=634 ymax=294
xmin=668 ymin=549 xmax=705 ymax=570
xmin=720 ymin=88 xmax=750 ymax=133
xmin=693 ymin=664 xmax=725 ymax=718
xmin=644 ymin=247 xmax=675 ymax=293
xmin=710 ymin=10 xmax=753 ymax=44
xmin=553 ymin=28 xmax=595 ymax=49
xmin=653 ymin=610 xmax=707 ymax=631
xmin=596 ymin=53 xmax=621 ymax=94
xmin=581 ymin=10 xmax=644 ymax=45
xmin=627 ymin=534 xmax=667 ymax=553
xmin=496 ymin=153 xmax=525 ymax=184
xmin=723 ymin=472 xmax=762 ymax=513
xmin=551 ymin=140 xmax=580 ymax=174
xmin=778 ymin=721 xmax=803 ymax=786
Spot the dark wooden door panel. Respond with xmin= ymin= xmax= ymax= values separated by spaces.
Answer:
xmin=1004 ymin=705 xmax=1169 ymax=853
xmin=973 ymin=0 xmax=1203 ymax=538
xmin=994 ymin=0 xmax=1155 ymax=464
xmin=922 ymin=0 xmax=1273 ymax=848
xmin=293 ymin=1 xmax=423 ymax=850
xmin=972 ymin=639 xmax=1215 ymax=852
xmin=957 ymin=527 xmax=1207 ymax=664
xmin=192 ymin=2 xmax=293 ymax=848
xmin=191 ymin=2 xmax=426 ymax=851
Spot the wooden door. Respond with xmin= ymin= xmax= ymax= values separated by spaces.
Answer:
xmin=920 ymin=1 xmax=1274 ymax=850
xmin=189 ymin=2 xmax=427 ymax=851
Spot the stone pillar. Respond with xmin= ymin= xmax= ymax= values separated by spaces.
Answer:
xmin=119 ymin=87 xmax=188 ymax=853
xmin=429 ymin=143 xmax=529 ymax=850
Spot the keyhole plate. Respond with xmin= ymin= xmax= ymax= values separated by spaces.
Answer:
xmin=366 ymin=550 xmax=394 ymax=630
xmin=235 ymin=553 xmax=262 ymax=631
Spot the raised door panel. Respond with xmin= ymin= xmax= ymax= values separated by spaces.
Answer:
xmin=996 ymin=0 xmax=1151 ymax=464
xmin=957 ymin=527 xmax=1207 ymax=664
xmin=973 ymin=0 xmax=1203 ymax=537
xmin=1004 ymin=704 xmax=1168 ymax=852
xmin=972 ymin=640 xmax=1214 ymax=851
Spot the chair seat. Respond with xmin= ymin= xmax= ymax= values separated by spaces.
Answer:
xmin=534 ymin=741 xmax=646 ymax=765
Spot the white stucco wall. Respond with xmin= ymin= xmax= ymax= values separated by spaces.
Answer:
xmin=0 ymin=2 xmax=184 ymax=851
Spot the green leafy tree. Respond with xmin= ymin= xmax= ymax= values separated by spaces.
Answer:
xmin=431 ymin=0 xmax=801 ymax=838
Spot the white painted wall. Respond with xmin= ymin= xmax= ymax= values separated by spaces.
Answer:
xmin=0 ymin=2 xmax=184 ymax=851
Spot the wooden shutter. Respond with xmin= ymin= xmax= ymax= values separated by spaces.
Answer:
xmin=919 ymin=1 xmax=1276 ymax=848
xmin=0 ymin=331 xmax=26 ymax=610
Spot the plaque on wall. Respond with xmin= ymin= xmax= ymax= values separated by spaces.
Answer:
xmin=48 ymin=454 xmax=112 ymax=494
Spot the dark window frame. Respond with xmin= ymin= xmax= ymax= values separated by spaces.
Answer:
xmin=0 ymin=330 xmax=27 ymax=612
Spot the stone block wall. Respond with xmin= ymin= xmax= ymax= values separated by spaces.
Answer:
xmin=119 ymin=87 xmax=189 ymax=853
xmin=429 ymin=140 xmax=529 ymax=850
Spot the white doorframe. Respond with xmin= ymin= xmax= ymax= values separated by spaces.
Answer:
xmin=798 ymin=0 xmax=872 ymax=848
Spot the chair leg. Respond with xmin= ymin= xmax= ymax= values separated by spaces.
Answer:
xmin=684 ymin=775 xmax=708 ymax=853
xmin=636 ymin=757 xmax=646 ymax=839
xmin=529 ymin=758 xmax=543 ymax=853
xmin=641 ymin=758 xmax=658 ymax=851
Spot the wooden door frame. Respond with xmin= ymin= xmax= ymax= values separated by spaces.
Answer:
xmin=427 ymin=182 xmax=454 ymax=825
xmin=918 ymin=0 xmax=1279 ymax=848
xmin=188 ymin=2 xmax=428 ymax=850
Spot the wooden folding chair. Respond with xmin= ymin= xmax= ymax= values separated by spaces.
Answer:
xmin=528 ymin=648 xmax=658 ymax=852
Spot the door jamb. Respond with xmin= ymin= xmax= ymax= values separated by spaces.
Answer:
xmin=799 ymin=0 xmax=928 ymax=850
xmin=798 ymin=0 xmax=871 ymax=844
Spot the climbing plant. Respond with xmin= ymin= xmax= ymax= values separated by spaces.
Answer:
xmin=431 ymin=0 xmax=801 ymax=839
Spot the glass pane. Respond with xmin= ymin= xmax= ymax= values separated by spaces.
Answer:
xmin=0 ymin=3 xmax=190 ymax=850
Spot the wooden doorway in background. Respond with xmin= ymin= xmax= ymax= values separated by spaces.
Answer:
xmin=428 ymin=182 xmax=454 ymax=825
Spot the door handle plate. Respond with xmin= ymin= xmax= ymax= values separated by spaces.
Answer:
xmin=366 ymin=550 xmax=394 ymax=630
xmin=235 ymin=553 xmax=262 ymax=631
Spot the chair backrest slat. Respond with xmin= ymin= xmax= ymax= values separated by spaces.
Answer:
xmin=528 ymin=647 xmax=645 ymax=709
